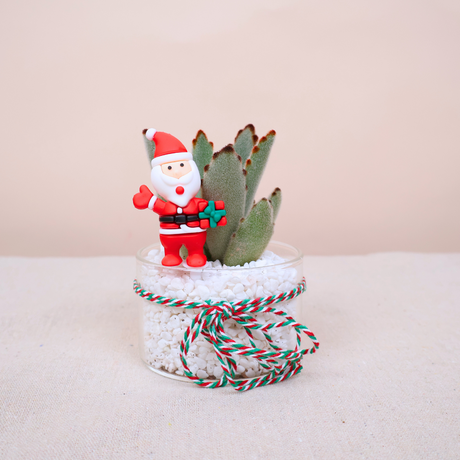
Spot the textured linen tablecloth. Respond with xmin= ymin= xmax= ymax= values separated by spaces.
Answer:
xmin=0 ymin=254 xmax=459 ymax=460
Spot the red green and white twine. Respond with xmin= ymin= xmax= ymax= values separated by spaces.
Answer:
xmin=133 ymin=277 xmax=319 ymax=391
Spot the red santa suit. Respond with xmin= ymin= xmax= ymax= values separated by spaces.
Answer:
xmin=151 ymin=195 xmax=208 ymax=266
xmin=133 ymin=128 xmax=226 ymax=267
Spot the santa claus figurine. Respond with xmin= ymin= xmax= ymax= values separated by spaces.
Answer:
xmin=133 ymin=129 xmax=226 ymax=267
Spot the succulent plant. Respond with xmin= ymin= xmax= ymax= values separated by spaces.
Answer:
xmin=143 ymin=124 xmax=281 ymax=266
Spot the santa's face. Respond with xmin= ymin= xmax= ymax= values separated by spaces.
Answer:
xmin=150 ymin=159 xmax=201 ymax=207
xmin=161 ymin=160 xmax=192 ymax=179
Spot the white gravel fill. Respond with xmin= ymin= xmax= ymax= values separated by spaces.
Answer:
xmin=140 ymin=248 xmax=300 ymax=379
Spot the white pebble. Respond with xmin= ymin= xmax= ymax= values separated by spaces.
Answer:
xmin=159 ymin=276 xmax=172 ymax=287
xmin=195 ymin=357 xmax=207 ymax=369
xmin=182 ymin=317 xmax=192 ymax=326
xmin=256 ymin=286 xmax=265 ymax=298
xmin=169 ymin=316 xmax=180 ymax=327
xmin=160 ymin=332 xmax=172 ymax=341
xmin=160 ymin=311 xmax=171 ymax=321
xmin=170 ymin=277 xmax=184 ymax=290
xmin=175 ymin=290 xmax=186 ymax=299
xmin=235 ymin=291 xmax=247 ymax=300
xmin=157 ymin=339 xmax=167 ymax=349
xmin=219 ymin=289 xmax=231 ymax=299
xmin=190 ymin=364 xmax=199 ymax=374
xmin=196 ymin=370 xmax=209 ymax=379
xmin=184 ymin=282 xmax=194 ymax=294
xmin=196 ymin=285 xmax=210 ymax=298
xmin=214 ymin=366 xmax=223 ymax=378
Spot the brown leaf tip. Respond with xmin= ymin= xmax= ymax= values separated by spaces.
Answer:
xmin=258 ymin=131 xmax=276 ymax=145
xmin=204 ymin=164 xmax=210 ymax=172
xmin=192 ymin=130 xmax=209 ymax=146
xmin=142 ymin=128 xmax=148 ymax=135
xmin=271 ymin=187 xmax=281 ymax=195
xmin=222 ymin=144 xmax=235 ymax=154
xmin=252 ymin=134 xmax=258 ymax=145
xmin=212 ymin=144 xmax=235 ymax=160
xmin=235 ymin=124 xmax=256 ymax=142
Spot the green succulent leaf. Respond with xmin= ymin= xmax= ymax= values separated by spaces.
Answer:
xmin=223 ymin=198 xmax=274 ymax=266
xmin=142 ymin=129 xmax=156 ymax=165
xmin=203 ymin=242 xmax=211 ymax=260
xmin=180 ymin=245 xmax=188 ymax=260
xmin=244 ymin=130 xmax=276 ymax=216
xmin=192 ymin=130 xmax=214 ymax=180
xmin=269 ymin=187 xmax=282 ymax=221
xmin=202 ymin=145 xmax=246 ymax=261
xmin=234 ymin=124 xmax=258 ymax=165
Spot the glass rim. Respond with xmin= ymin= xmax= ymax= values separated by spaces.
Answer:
xmin=136 ymin=240 xmax=303 ymax=273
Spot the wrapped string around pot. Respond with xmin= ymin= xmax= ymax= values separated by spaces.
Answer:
xmin=134 ymin=277 xmax=319 ymax=391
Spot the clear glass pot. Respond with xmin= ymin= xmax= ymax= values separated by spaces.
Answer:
xmin=135 ymin=241 xmax=305 ymax=383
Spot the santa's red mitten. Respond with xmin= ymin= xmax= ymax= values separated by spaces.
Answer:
xmin=133 ymin=185 xmax=153 ymax=209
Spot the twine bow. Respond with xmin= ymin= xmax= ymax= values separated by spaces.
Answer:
xmin=133 ymin=278 xmax=319 ymax=391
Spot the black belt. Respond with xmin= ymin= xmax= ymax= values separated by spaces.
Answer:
xmin=159 ymin=214 xmax=199 ymax=225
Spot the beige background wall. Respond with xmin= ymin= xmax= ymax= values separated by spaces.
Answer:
xmin=1 ymin=0 xmax=459 ymax=257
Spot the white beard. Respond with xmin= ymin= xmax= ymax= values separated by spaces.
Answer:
xmin=150 ymin=160 xmax=201 ymax=208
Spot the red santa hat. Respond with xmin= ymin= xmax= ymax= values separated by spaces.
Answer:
xmin=145 ymin=128 xmax=193 ymax=168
